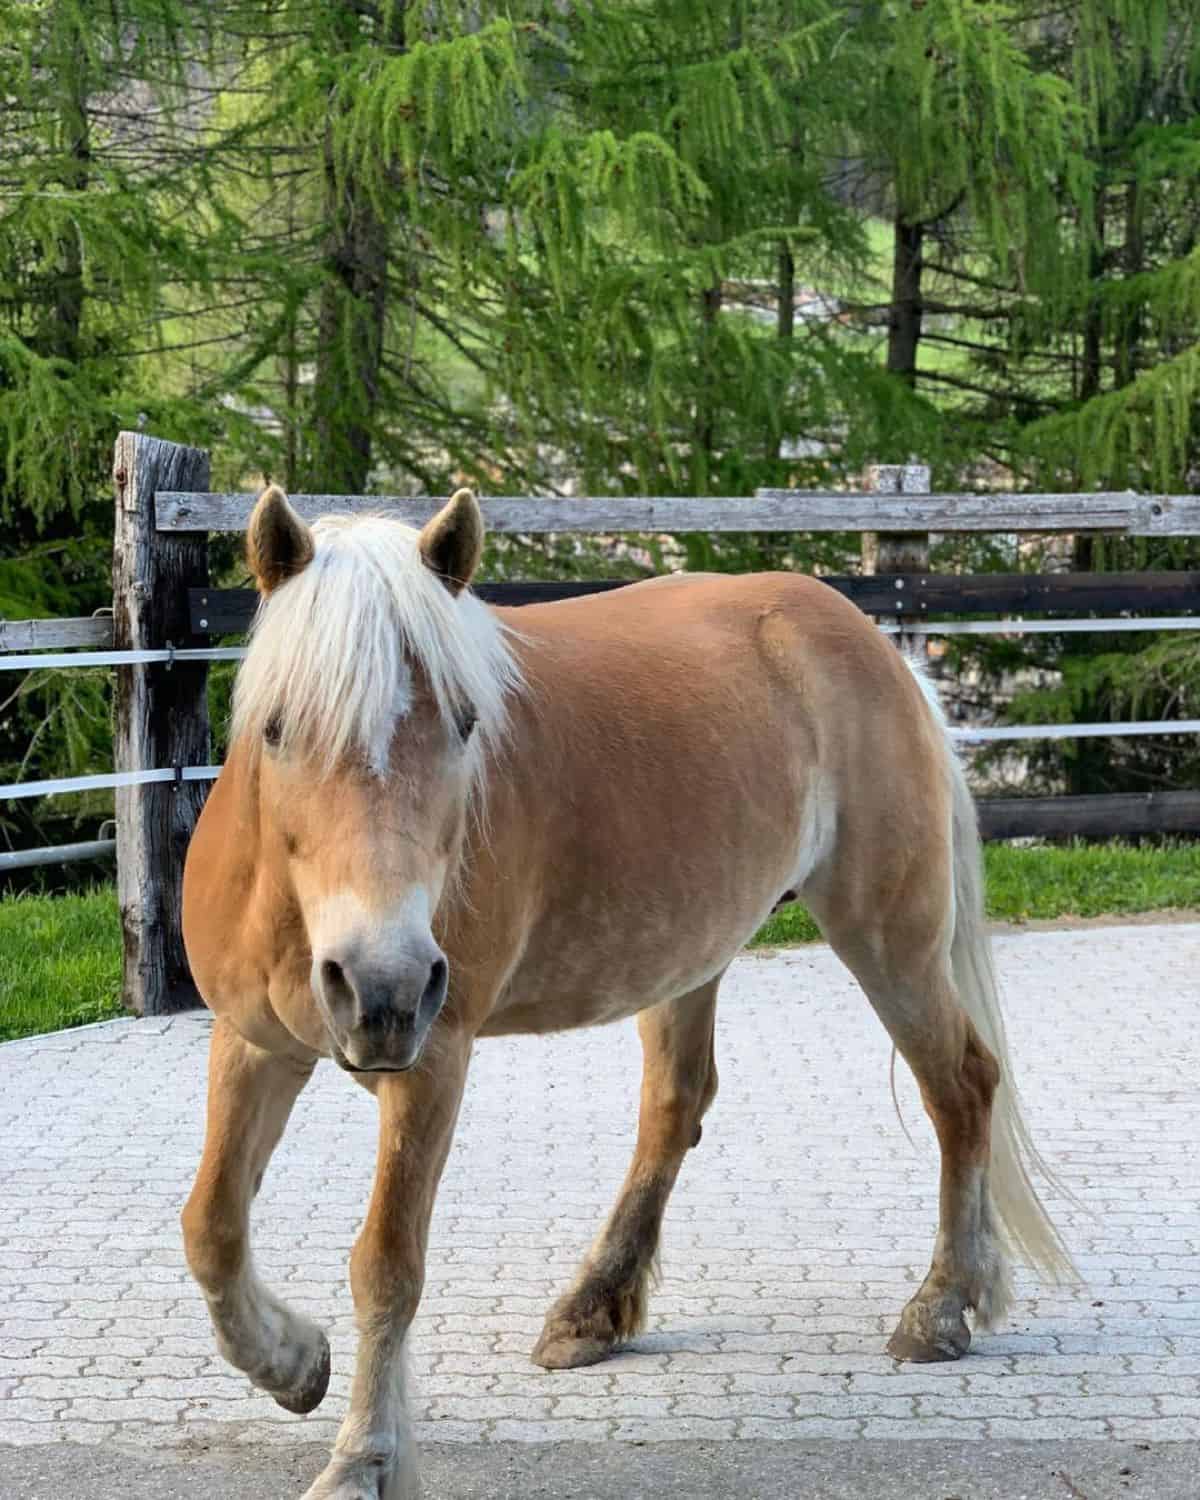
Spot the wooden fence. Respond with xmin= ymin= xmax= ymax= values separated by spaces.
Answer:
xmin=2 ymin=432 xmax=1199 ymax=1015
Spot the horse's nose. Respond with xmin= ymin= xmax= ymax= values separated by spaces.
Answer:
xmin=313 ymin=938 xmax=449 ymax=1049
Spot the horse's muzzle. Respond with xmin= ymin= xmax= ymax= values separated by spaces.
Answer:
xmin=313 ymin=941 xmax=448 ymax=1073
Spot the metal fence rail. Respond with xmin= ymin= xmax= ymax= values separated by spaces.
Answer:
xmin=4 ymin=608 xmax=1198 ymax=800
xmin=6 ymin=616 xmax=1200 ymax=676
xmin=0 ymin=838 xmax=115 ymax=872
xmin=5 ymin=726 xmax=1200 ymax=804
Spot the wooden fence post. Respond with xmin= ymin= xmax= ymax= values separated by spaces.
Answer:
xmin=112 ymin=433 xmax=211 ymax=1016
xmin=866 ymin=462 xmax=931 ymax=653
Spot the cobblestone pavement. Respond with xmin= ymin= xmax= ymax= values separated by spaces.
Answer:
xmin=2 ymin=924 xmax=1198 ymax=1457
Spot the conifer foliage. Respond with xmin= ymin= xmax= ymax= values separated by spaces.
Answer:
xmin=3 ymin=0 xmax=1200 ymax=845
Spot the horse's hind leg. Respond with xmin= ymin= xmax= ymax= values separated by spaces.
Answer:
xmin=181 ymin=1017 xmax=329 ymax=1412
xmin=532 ymin=976 xmax=720 ymax=1370
xmin=810 ymin=880 xmax=1008 ymax=1363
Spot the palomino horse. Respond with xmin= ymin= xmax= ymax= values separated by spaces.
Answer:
xmin=181 ymin=485 xmax=1072 ymax=1499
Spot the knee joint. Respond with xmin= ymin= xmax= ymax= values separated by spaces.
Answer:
xmin=181 ymin=1200 xmax=244 ymax=1289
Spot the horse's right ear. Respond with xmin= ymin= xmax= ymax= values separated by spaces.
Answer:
xmin=246 ymin=484 xmax=314 ymax=595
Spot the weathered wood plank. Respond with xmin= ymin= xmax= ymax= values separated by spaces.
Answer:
xmin=978 ymin=789 xmax=1200 ymax=840
xmin=867 ymin=463 xmax=930 ymax=650
xmin=157 ymin=489 xmax=1200 ymax=535
xmin=189 ymin=570 xmax=1200 ymax=636
xmin=112 ymin=433 xmax=211 ymax=1017
xmin=1137 ymin=494 xmax=1200 ymax=536
xmin=0 ymin=616 xmax=114 ymax=651
xmin=759 ymin=489 xmax=1147 ymax=532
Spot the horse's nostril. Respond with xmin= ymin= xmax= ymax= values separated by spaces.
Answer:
xmin=320 ymin=958 xmax=352 ymax=1003
xmin=423 ymin=957 xmax=448 ymax=1008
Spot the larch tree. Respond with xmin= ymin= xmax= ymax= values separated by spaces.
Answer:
xmin=488 ymin=0 xmax=869 ymax=501
xmin=0 ymin=0 xmax=231 ymax=841
xmin=843 ymin=0 xmax=1087 ymax=475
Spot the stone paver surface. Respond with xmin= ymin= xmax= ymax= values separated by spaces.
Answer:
xmin=2 ymin=924 xmax=1198 ymax=1454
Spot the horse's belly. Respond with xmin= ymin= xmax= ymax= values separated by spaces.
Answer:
xmin=476 ymin=877 xmax=781 ymax=1036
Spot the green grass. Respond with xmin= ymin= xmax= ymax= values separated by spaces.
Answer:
xmin=751 ymin=840 xmax=1200 ymax=946
xmin=980 ymin=840 xmax=1200 ymax=922
xmin=0 ymin=886 xmax=122 ymax=1042
xmin=2 ymin=843 xmax=1198 ymax=1041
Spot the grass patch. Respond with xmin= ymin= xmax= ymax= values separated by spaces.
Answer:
xmin=981 ymin=840 xmax=1200 ymax=923
xmin=0 ymin=885 xmax=122 ymax=1042
xmin=753 ymin=840 xmax=1200 ymax=947
xmin=1 ymin=843 xmax=1197 ymax=1040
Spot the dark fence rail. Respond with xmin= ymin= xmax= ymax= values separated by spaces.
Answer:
xmin=189 ymin=571 xmax=1200 ymax=635
xmin=976 ymin=790 xmax=1200 ymax=841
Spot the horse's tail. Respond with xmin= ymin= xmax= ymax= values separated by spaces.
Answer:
xmin=910 ymin=662 xmax=1077 ymax=1290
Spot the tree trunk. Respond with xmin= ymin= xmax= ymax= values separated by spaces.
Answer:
xmin=1075 ymin=188 xmax=1107 ymax=572
xmin=1079 ymin=187 xmax=1106 ymax=404
xmin=310 ymin=150 xmax=389 ymax=494
xmin=691 ymin=277 xmax=723 ymax=490
xmin=777 ymin=239 xmax=795 ymax=345
xmin=46 ymin=26 xmax=90 ymax=365
xmin=768 ymin=237 xmax=795 ymax=464
xmin=1114 ymin=180 xmax=1143 ymax=390
xmin=308 ymin=4 xmax=406 ymax=494
xmin=871 ymin=215 xmax=927 ymax=581
xmin=887 ymin=212 xmax=924 ymax=385
xmin=281 ymin=170 xmax=301 ymax=491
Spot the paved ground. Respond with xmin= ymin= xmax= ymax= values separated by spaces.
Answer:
xmin=4 ymin=1438 xmax=1198 ymax=1500
xmin=2 ymin=924 xmax=1199 ymax=1497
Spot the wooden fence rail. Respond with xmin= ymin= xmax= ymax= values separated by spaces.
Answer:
xmin=0 ymin=616 xmax=113 ymax=651
xmin=159 ymin=487 xmax=1200 ymax=535
xmin=186 ymin=573 xmax=1200 ymax=634
xmin=7 ymin=566 xmax=1198 ymax=657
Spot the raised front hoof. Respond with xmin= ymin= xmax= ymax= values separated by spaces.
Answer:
xmin=270 ymin=1332 xmax=331 ymax=1414
xmin=530 ymin=1326 xmax=614 ymax=1370
xmin=886 ymin=1314 xmax=971 ymax=1364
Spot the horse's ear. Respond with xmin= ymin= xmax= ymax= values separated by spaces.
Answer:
xmin=418 ymin=487 xmax=483 ymax=596
xmin=246 ymin=484 xmax=314 ymax=595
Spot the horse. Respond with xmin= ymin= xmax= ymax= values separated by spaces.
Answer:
xmin=180 ymin=484 xmax=1073 ymax=1499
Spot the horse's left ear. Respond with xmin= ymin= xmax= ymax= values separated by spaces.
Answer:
xmin=246 ymin=483 xmax=314 ymax=595
xmin=419 ymin=488 xmax=484 ymax=596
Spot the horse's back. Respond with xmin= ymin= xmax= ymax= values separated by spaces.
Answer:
xmin=493 ymin=567 xmax=862 ymax=638
xmin=494 ymin=567 xmax=923 ymax=747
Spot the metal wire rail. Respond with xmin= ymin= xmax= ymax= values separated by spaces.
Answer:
xmin=2 ymin=638 xmax=1197 ymax=806
xmin=4 ymin=616 xmax=1200 ymax=673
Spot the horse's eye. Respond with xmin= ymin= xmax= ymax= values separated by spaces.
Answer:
xmin=263 ymin=716 xmax=282 ymax=749
xmin=456 ymin=709 xmax=477 ymax=744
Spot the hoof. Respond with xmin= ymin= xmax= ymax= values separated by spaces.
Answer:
xmin=302 ymin=1447 xmax=420 ymax=1500
xmin=886 ymin=1317 xmax=971 ymax=1364
xmin=272 ymin=1333 xmax=331 ymax=1414
xmin=531 ymin=1328 xmax=613 ymax=1370
xmin=301 ymin=1466 xmax=383 ymax=1500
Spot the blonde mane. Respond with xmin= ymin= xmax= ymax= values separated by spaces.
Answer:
xmin=231 ymin=513 xmax=521 ymax=778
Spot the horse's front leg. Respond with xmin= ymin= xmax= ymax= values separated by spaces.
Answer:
xmin=304 ymin=1028 xmax=471 ymax=1500
xmin=181 ymin=1017 xmax=329 ymax=1412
